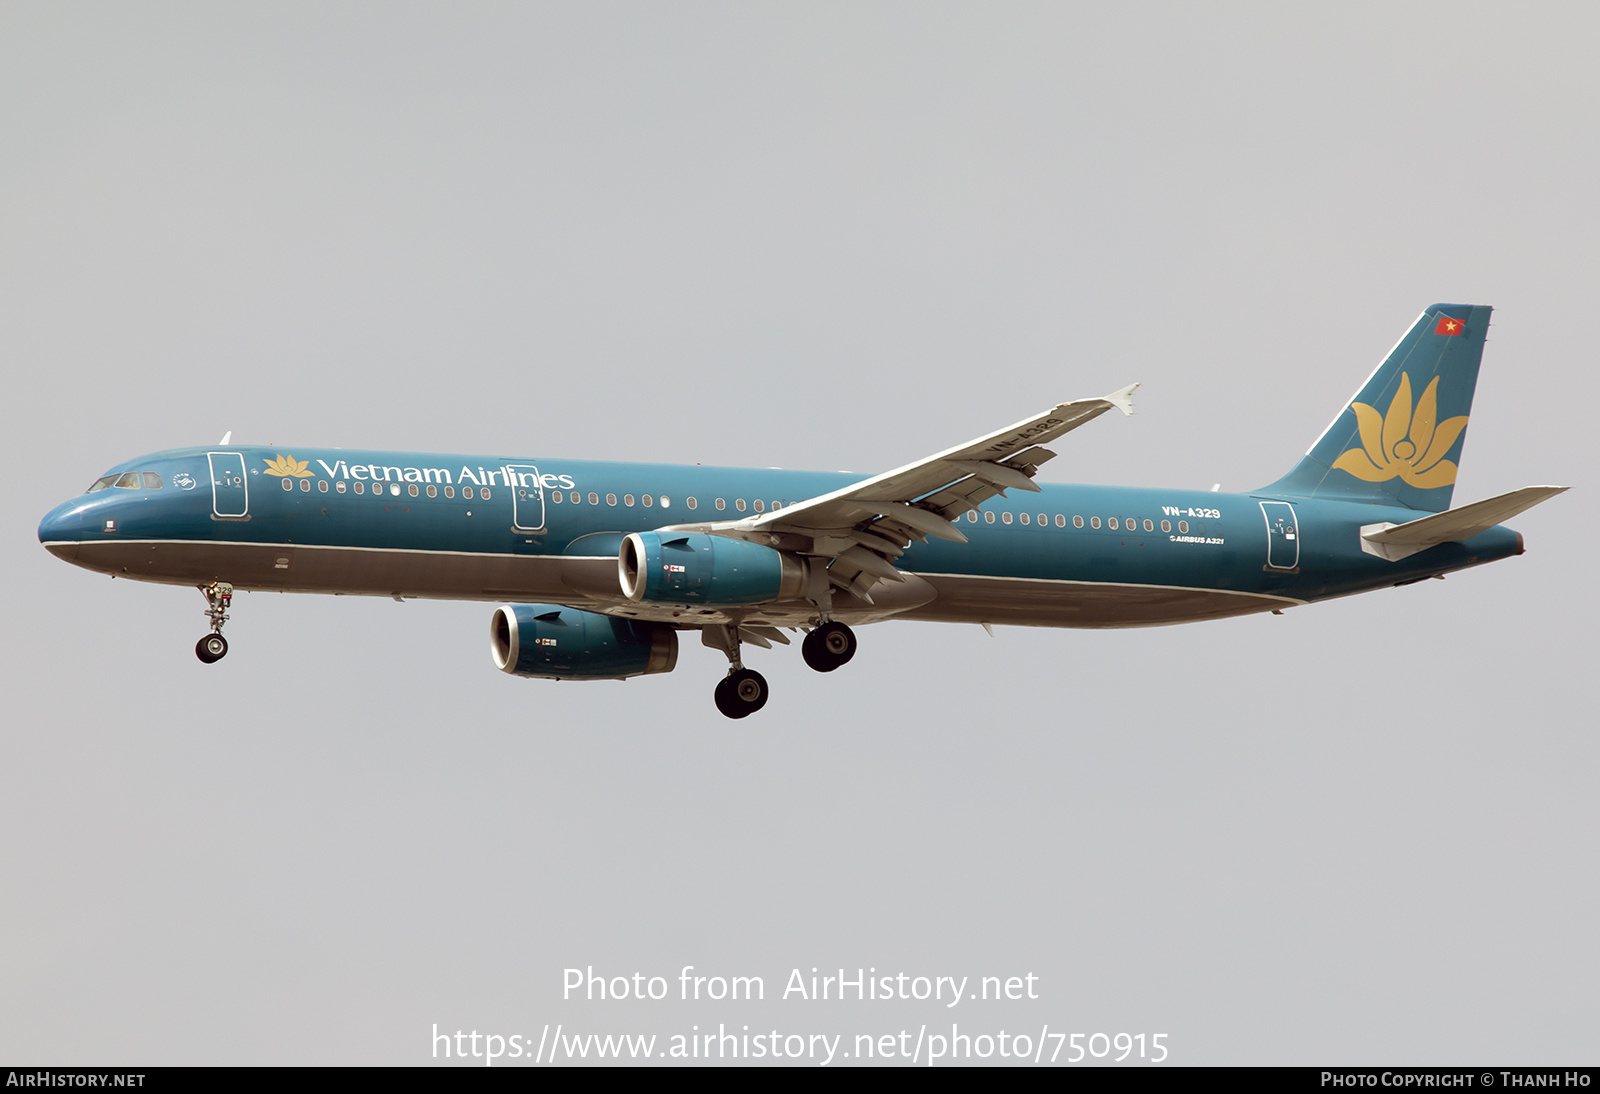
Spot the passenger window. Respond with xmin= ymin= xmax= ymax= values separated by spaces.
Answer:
xmin=1161 ymin=520 xmax=1170 ymax=532
xmin=1143 ymin=519 xmax=1154 ymax=532
xmin=1002 ymin=512 xmax=1013 ymax=525
xmin=1038 ymin=513 xmax=1046 ymax=526
xmin=407 ymin=484 xmax=418 ymax=497
xmin=687 ymin=497 xmax=697 ymax=510
xmin=445 ymin=486 xmax=454 ymax=498
xmin=753 ymin=500 xmax=764 ymax=513
xmin=115 ymin=472 xmax=141 ymax=489
xmin=606 ymin=493 xmax=616 ymax=506
xmin=660 ymin=496 xmax=670 ymax=508
xmin=427 ymin=484 xmax=437 ymax=498
xmin=588 ymin=492 xmax=599 ymax=505
xmin=354 ymin=481 xmax=365 ymax=495
xmin=1090 ymin=516 xmax=1101 ymax=529
xmin=336 ymin=481 xmax=347 ymax=493
xmin=1020 ymin=513 xmax=1030 ymax=525
xmin=551 ymin=490 xmax=562 ymax=503
xmin=463 ymin=486 xmax=475 ymax=499
xmin=1178 ymin=520 xmax=1188 ymax=533
xmin=282 ymin=478 xmax=293 ymax=491
xmin=735 ymin=499 xmax=747 ymax=512
xmin=87 ymin=475 xmax=118 ymax=493
xmin=984 ymin=511 xmax=995 ymax=524
xmin=1126 ymin=517 xmax=1136 ymax=529
xmin=966 ymin=511 xmax=977 ymax=522
xmin=1072 ymin=515 xmax=1082 ymax=528
xmin=319 ymin=480 xmax=329 ymax=493
xmin=301 ymin=479 xmax=312 ymax=492
xmin=1055 ymin=514 xmax=1066 ymax=528
xmin=716 ymin=498 xmax=726 ymax=511
xmin=142 ymin=472 xmax=163 ymax=489
xmin=624 ymin=494 xmax=635 ymax=507
xmin=480 ymin=488 xmax=490 ymax=500
xmin=570 ymin=491 xmax=580 ymax=504
xmin=642 ymin=495 xmax=653 ymax=507
xmin=1108 ymin=517 xmax=1118 ymax=530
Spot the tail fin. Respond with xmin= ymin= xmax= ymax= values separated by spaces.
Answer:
xmin=1262 ymin=303 xmax=1491 ymax=512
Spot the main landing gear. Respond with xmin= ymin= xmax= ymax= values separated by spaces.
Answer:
xmin=714 ymin=669 xmax=768 ymax=719
xmin=195 ymin=582 xmax=233 ymax=664
xmin=704 ymin=619 xmax=859 ymax=719
xmin=801 ymin=621 xmax=856 ymax=672
xmin=704 ymin=624 xmax=768 ymax=719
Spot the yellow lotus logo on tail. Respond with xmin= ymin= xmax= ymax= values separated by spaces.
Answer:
xmin=262 ymin=454 xmax=314 ymax=477
xmin=1331 ymin=372 xmax=1467 ymax=488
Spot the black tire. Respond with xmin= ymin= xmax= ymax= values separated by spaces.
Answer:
xmin=801 ymin=621 xmax=856 ymax=672
xmin=195 ymin=633 xmax=228 ymax=664
xmin=714 ymin=669 xmax=769 ymax=719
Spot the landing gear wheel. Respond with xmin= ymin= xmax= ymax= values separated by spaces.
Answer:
xmin=714 ymin=669 xmax=769 ymax=719
xmin=195 ymin=633 xmax=229 ymax=664
xmin=195 ymin=583 xmax=234 ymax=664
xmin=801 ymin=621 xmax=856 ymax=672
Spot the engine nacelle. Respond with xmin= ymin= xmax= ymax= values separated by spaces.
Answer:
xmin=490 ymin=604 xmax=678 ymax=680
xmin=618 ymin=531 xmax=805 ymax=605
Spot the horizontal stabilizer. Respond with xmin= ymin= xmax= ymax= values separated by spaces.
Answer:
xmin=1360 ymin=485 xmax=1568 ymax=562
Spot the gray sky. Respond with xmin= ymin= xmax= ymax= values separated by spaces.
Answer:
xmin=2 ymin=2 xmax=1595 ymax=1065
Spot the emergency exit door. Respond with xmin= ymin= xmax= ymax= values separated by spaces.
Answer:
xmin=1260 ymin=500 xmax=1298 ymax=571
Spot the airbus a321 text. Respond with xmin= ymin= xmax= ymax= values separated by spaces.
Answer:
xmin=39 ymin=304 xmax=1564 ymax=718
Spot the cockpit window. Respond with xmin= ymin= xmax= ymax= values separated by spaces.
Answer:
xmin=90 ymin=470 xmax=163 ymax=492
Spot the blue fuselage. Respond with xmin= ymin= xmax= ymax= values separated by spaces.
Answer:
xmin=38 ymin=444 xmax=1523 ymax=630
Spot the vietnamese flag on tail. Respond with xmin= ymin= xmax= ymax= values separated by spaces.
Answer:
xmin=1435 ymin=315 xmax=1465 ymax=336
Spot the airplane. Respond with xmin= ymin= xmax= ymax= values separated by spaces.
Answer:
xmin=38 ymin=303 xmax=1565 ymax=719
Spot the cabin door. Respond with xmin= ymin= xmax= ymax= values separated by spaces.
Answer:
xmin=508 ymin=464 xmax=546 ymax=533
xmin=207 ymin=452 xmax=249 ymax=519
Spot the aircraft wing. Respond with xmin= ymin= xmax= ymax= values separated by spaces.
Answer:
xmin=662 ymin=384 xmax=1138 ymax=601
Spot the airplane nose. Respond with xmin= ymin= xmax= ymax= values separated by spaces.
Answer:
xmin=38 ymin=501 xmax=85 ymax=561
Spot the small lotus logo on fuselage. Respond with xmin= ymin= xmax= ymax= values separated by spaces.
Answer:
xmin=172 ymin=472 xmax=196 ymax=490
xmin=1331 ymin=372 xmax=1468 ymax=489
xmin=262 ymin=454 xmax=314 ymax=478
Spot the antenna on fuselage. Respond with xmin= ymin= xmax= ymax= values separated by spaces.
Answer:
xmin=218 ymin=431 xmax=232 ymax=445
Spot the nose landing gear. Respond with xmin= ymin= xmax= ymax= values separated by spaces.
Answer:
xmin=195 ymin=582 xmax=234 ymax=664
xmin=195 ymin=632 xmax=229 ymax=663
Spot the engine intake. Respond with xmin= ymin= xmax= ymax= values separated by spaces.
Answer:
xmin=490 ymin=604 xmax=678 ymax=680
xmin=618 ymin=531 xmax=805 ymax=605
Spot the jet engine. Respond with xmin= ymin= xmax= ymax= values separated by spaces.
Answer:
xmin=490 ymin=604 xmax=678 ymax=680
xmin=618 ymin=531 xmax=805 ymax=605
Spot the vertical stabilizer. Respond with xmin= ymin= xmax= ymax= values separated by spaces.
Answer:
xmin=1262 ymin=304 xmax=1491 ymax=512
